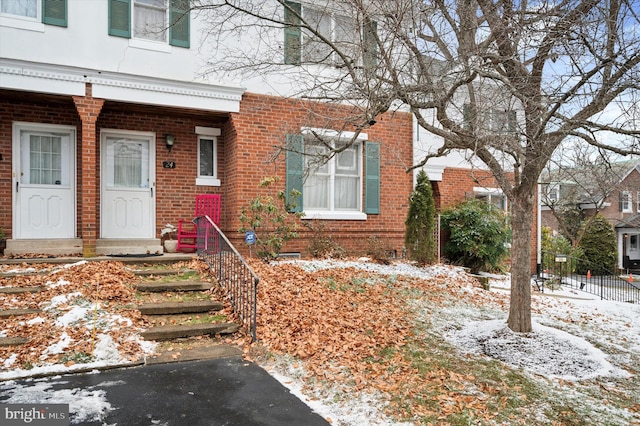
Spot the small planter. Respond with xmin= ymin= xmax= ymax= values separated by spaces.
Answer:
xmin=164 ymin=240 xmax=178 ymax=253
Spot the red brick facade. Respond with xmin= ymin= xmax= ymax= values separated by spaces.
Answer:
xmin=0 ymin=89 xmax=413 ymax=258
xmin=434 ymin=167 xmax=539 ymax=273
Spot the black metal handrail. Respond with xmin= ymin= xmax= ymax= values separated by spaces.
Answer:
xmin=539 ymin=251 xmax=639 ymax=304
xmin=194 ymin=216 xmax=259 ymax=341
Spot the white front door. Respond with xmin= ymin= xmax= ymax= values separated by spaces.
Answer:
xmin=101 ymin=131 xmax=155 ymax=239
xmin=13 ymin=124 xmax=76 ymax=239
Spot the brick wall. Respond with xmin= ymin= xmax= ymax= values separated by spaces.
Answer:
xmin=227 ymin=93 xmax=414 ymax=257
xmin=0 ymin=91 xmax=413 ymax=259
xmin=0 ymin=95 xmax=81 ymax=240
xmin=435 ymin=166 xmax=539 ymax=273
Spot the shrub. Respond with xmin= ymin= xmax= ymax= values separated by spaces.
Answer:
xmin=441 ymin=199 xmax=510 ymax=273
xmin=366 ymin=235 xmax=394 ymax=264
xmin=404 ymin=170 xmax=437 ymax=265
xmin=576 ymin=215 xmax=616 ymax=274
xmin=239 ymin=176 xmax=304 ymax=261
xmin=304 ymin=221 xmax=346 ymax=259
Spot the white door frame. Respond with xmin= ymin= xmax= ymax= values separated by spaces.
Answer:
xmin=100 ymin=129 xmax=156 ymax=239
xmin=12 ymin=122 xmax=77 ymax=239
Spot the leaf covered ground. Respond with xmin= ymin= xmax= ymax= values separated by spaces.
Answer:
xmin=1 ymin=258 xmax=638 ymax=425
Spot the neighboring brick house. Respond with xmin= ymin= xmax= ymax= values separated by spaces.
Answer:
xmin=415 ymin=121 xmax=539 ymax=274
xmin=540 ymin=159 xmax=640 ymax=270
xmin=0 ymin=1 xmax=413 ymax=258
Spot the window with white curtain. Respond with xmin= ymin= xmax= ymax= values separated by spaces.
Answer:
xmin=1 ymin=0 xmax=37 ymax=18
xmin=29 ymin=134 xmax=62 ymax=185
xmin=303 ymin=139 xmax=361 ymax=212
xmin=105 ymin=137 xmax=149 ymax=189
xmin=134 ymin=0 xmax=167 ymax=42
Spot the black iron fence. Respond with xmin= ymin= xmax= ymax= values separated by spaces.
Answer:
xmin=194 ymin=216 xmax=259 ymax=341
xmin=539 ymin=251 xmax=639 ymax=304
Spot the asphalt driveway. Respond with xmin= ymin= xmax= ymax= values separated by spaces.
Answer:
xmin=0 ymin=356 xmax=330 ymax=425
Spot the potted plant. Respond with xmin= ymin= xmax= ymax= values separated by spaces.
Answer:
xmin=161 ymin=224 xmax=178 ymax=253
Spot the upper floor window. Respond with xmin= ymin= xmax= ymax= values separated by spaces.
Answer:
xmin=285 ymin=131 xmax=380 ymax=220
xmin=0 ymin=0 xmax=66 ymax=28
xmin=1 ymin=0 xmax=37 ymax=18
xmin=620 ymin=191 xmax=633 ymax=213
xmin=195 ymin=126 xmax=221 ymax=187
xmin=283 ymin=1 xmax=377 ymax=67
xmin=463 ymin=104 xmax=517 ymax=134
xmin=108 ymin=0 xmax=189 ymax=48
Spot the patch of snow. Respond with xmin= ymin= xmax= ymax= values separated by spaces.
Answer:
xmin=46 ymin=278 xmax=72 ymax=288
xmin=0 ymin=379 xmax=113 ymax=424
xmin=41 ymin=331 xmax=72 ymax=359
xmin=26 ymin=316 xmax=45 ymax=326
xmin=46 ymin=292 xmax=83 ymax=309
xmin=444 ymin=319 xmax=629 ymax=381
xmin=93 ymin=334 xmax=125 ymax=363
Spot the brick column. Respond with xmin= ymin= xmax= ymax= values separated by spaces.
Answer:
xmin=73 ymin=84 xmax=104 ymax=258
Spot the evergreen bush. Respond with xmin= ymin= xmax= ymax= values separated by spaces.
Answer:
xmin=441 ymin=199 xmax=510 ymax=273
xmin=404 ymin=170 xmax=437 ymax=265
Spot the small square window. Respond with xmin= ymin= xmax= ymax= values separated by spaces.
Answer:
xmin=196 ymin=135 xmax=220 ymax=186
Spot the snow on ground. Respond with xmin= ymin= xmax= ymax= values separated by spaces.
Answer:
xmin=2 ymin=258 xmax=639 ymax=425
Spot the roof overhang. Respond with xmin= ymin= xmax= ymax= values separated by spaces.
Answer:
xmin=0 ymin=58 xmax=245 ymax=113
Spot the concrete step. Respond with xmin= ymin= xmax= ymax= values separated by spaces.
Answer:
xmin=136 ymin=281 xmax=213 ymax=292
xmin=0 ymin=337 xmax=29 ymax=347
xmin=137 ymin=301 xmax=223 ymax=315
xmin=96 ymin=239 xmax=163 ymax=256
xmin=133 ymin=269 xmax=193 ymax=277
xmin=0 ymin=308 xmax=41 ymax=318
xmin=0 ymin=286 xmax=45 ymax=294
xmin=5 ymin=239 xmax=82 ymax=256
xmin=140 ymin=322 xmax=239 ymax=341
xmin=146 ymin=344 xmax=242 ymax=365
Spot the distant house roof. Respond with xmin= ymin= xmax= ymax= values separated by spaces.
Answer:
xmin=615 ymin=213 xmax=640 ymax=229
xmin=540 ymin=158 xmax=640 ymax=208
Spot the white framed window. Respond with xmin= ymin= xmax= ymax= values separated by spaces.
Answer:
xmin=621 ymin=191 xmax=633 ymax=213
xmin=474 ymin=187 xmax=507 ymax=211
xmin=631 ymin=234 xmax=639 ymax=252
xmin=301 ymin=129 xmax=367 ymax=220
xmin=0 ymin=0 xmax=40 ymax=31
xmin=195 ymin=126 xmax=220 ymax=187
xmin=283 ymin=2 xmax=375 ymax=67
xmin=1 ymin=0 xmax=37 ymax=19
xmin=134 ymin=0 xmax=167 ymax=42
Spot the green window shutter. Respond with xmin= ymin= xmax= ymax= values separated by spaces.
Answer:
xmin=508 ymin=110 xmax=517 ymax=133
xmin=463 ymin=103 xmax=471 ymax=130
xmin=286 ymin=134 xmax=304 ymax=212
xmin=42 ymin=0 xmax=67 ymax=27
xmin=284 ymin=1 xmax=302 ymax=65
xmin=170 ymin=0 xmax=190 ymax=48
xmin=363 ymin=19 xmax=377 ymax=69
xmin=109 ymin=0 xmax=131 ymax=38
xmin=365 ymin=142 xmax=380 ymax=214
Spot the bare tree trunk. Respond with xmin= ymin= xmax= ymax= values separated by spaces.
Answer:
xmin=507 ymin=189 xmax=534 ymax=333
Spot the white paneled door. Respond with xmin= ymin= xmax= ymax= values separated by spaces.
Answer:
xmin=13 ymin=125 xmax=76 ymax=239
xmin=101 ymin=132 xmax=155 ymax=239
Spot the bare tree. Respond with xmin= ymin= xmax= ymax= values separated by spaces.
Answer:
xmin=541 ymin=146 xmax=632 ymax=248
xmin=192 ymin=0 xmax=640 ymax=332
